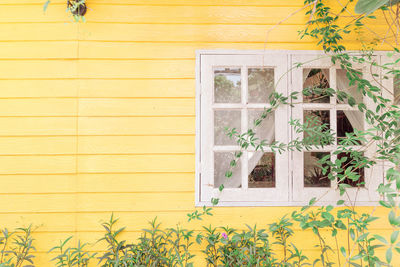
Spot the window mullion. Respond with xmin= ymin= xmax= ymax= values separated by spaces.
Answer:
xmin=241 ymin=66 xmax=249 ymax=190
xmin=330 ymin=67 xmax=338 ymax=190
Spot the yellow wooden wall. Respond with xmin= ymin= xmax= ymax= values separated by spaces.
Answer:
xmin=0 ymin=0 xmax=395 ymax=265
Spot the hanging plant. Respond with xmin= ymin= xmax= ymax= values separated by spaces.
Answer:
xmin=43 ymin=0 xmax=87 ymax=22
xmin=67 ymin=0 xmax=87 ymax=21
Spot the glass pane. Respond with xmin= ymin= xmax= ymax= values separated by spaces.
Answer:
xmin=214 ymin=110 xmax=241 ymax=145
xmin=303 ymin=68 xmax=330 ymax=103
xmin=337 ymin=69 xmax=363 ymax=104
xmin=214 ymin=152 xmax=241 ymax=188
xmin=214 ymin=67 xmax=241 ymax=103
xmin=394 ymin=74 xmax=400 ymax=105
xmin=248 ymin=68 xmax=274 ymax=103
xmin=248 ymin=109 xmax=275 ymax=143
xmin=337 ymin=152 xmax=365 ymax=187
xmin=304 ymin=152 xmax=331 ymax=187
xmin=248 ymin=152 xmax=275 ymax=188
xmin=303 ymin=110 xmax=330 ymax=139
xmin=337 ymin=110 xmax=364 ymax=144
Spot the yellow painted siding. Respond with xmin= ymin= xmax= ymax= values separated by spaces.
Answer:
xmin=0 ymin=0 xmax=396 ymax=265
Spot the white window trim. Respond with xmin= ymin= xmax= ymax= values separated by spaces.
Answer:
xmin=196 ymin=50 xmax=389 ymax=207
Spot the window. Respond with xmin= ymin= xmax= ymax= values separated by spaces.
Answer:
xmin=196 ymin=51 xmax=385 ymax=206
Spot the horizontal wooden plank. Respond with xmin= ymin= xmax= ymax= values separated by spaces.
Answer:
xmin=0 ymin=80 xmax=78 ymax=97
xmin=0 ymin=60 xmax=76 ymax=79
xmin=78 ymin=79 xmax=194 ymax=97
xmin=78 ymin=136 xmax=194 ymax=154
xmin=78 ymin=23 xmax=305 ymax=42
xmin=77 ymin=60 xmax=194 ymax=79
xmin=76 ymin=192 xmax=194 ymax=211
xmin=73 ymin=206 xmax=391 ymax=231
xmin=85 ymin=5 xmax=386 ymax=25
xmin=31 ymin=232 xmax=76 ymax=253
xmin=79 ymin=98 xmax=194 ymax=116
xmin=0 ymin=212 xmax=75 ymax=232
xmin=78 ymin=117 xmax=194 ymax=135
xmin=80 ymin=229 xmax=396 ymax=253
xmin=0 ymin=194 xmax=75 ymax=212
xmin=78 ymin=42 xmax=314 ymax=59
xmin=86 ymin=5 xmax=307 ymax=24
xmin=0 ymin=117 xmax=76 ymax=136
xmin=79 ymin=41 xmax=391 ymax=59
xmin=77 ymin=154 xmax=195 ymax=173
xmin=78 ymin=23 xmax=388 ymax=43
xmin=0 ymin=99 xmax=76 ymax=116
xmin=0 ymin=137 xmax=76 ymax=154
xmin=0 ymin=0 xmax=304 ymax=6
xmin=0 ymin=5 xmax=307 ymax=24
xmin=32 ymin=253 xmax=73 ymax=266
xmin=0 ymin=23 xmax=77 ymax=40
xmin=0 ymin=41 xmax=77 ymax=58
xmin=0 ymin=155 xmax=75 ymax=174
xmin=77 ymin=173 xmax=194 ymax=192
xmin=0 ymin=174 xmax=75 ymax=193
xmin=0 ymin=0 xmax=65 ymax=3
xmin=0 ymin=5 xmax=70 ymax=23
xmin=75 ymin=208 xmax=300 ymax=232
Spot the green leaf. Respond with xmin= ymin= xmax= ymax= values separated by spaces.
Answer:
xmin=337 ymin=200 xmax=345 ymax=205
xmin=322 ymin=212 xmax=334 ymax=223
xmin=386 ymin=247 xmax=392 ymax=263
xmin=374 ymin=234 xmax=388 ymax=245
xmin=308 ymin=197 xmax=316 ymax=206
xmin=350 ymin=228 xmax=355 ymax=240
xmin=354 ymin=0 xmax=389 ymax=15
xmin=340 ymin=246 xmax=346 ymax=257
xmin=357 ymin=233 xmax=369 ymax=242
xmin=43 ymin=0 xmax=51 ymax=12
xmin=218 ymin=184 xmax=224 ymax=192
xmin=211 ymin=198 xmax=219 ymax=205
xmin=391 ymin=231 xmax=399 ymax=244
xmin=388 ymin=210 xmax=400 ymax=226
xmin=379 ymin=200 xmax=392 ymax=208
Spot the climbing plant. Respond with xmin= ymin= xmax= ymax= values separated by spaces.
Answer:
xmin=212 ymin=0 xmax=400 ymax=265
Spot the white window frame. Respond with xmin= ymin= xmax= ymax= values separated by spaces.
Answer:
xmin=196 ymin=50 xmax=387 ymax=206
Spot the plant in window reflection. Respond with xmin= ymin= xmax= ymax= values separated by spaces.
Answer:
xmin=303 ymin=69 xmax=334 ymax=103
xmin=214 ymin=70 xmax=241 ymax=103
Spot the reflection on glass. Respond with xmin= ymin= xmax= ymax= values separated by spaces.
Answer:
xmin=214 ymin=110 xmax=241 ymax=145
xmin=337 ymin=152 xmax=365 ymax=187
xmin=395 ymin=74 xmax=400 ymax=105
xmin=214 ymin=68 xmax=241 ymax=103
xmin=214 ymin=152 xmax=241 ymax=188
xmin=248 ymin=152 xmax=275 ymax=188
xmin=303 ymin=68 xmax=330 ymax=103
xmin=248 ymin=110 xmax=275 ymax=143
xmin=304 ymin=152 xmax=331 ymax=187
xmin=337 ymin=69 xmax=363 ymax=104
xmin=248 ymin=68 xmax=274 ymax=103
xmin=337 ymin=110 xmax=363 ymax=144
xmin=303 ymin=110 xmax=330 ymax=139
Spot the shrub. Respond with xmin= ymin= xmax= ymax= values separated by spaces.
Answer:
xmin=0 ymin=225 xmax=35 ymax=267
